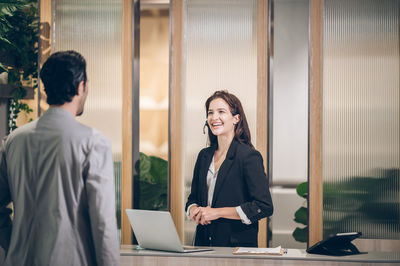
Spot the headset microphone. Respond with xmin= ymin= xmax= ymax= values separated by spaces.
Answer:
xmin=203 ymin=121 xmax=208 ymax=134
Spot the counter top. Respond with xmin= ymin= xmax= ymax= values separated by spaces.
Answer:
xmin=120 ymin=245 xmax=400 ymax=263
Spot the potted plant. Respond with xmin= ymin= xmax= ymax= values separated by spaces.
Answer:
xmin=0 ymin=0 xmax=38 ymax=133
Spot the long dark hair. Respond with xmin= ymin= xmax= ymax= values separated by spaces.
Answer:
xmin=205 ymin=90 xmax=253 ymax=148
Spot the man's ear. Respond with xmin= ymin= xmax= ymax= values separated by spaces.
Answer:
xmin=77 ymin=81 xmax=85 ymax=95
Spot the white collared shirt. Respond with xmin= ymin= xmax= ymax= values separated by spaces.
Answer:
xmin=206 ymin=157 xmax=218 ymax=206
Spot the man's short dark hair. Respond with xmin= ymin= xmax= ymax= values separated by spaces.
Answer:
xmin=40 ymin=50 xmax=87 ymax=105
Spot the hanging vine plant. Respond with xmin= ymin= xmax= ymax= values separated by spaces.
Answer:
xmin=0 ymin=0 xmax=39 ymax=133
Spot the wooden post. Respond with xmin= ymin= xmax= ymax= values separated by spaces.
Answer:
xmin=308 ymin=0 xmax=323 ymax=248
xmin=256 ymin=0 xmax=269 ymax=248
xmin=169 ymin=0 xmax=184 ymax=241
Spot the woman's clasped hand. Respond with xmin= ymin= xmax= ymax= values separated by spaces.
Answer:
xmin=189 ymin=206 xmax=220 ymax=225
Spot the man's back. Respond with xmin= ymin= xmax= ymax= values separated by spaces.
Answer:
xmin=0 ymin=107 xmax=120 ymax=266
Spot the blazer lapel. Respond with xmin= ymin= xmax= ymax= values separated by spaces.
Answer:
xmin=211 ymin=139 xmax=239 ymax=207
xmin=199 ymin=146 xmax=216 ymax=206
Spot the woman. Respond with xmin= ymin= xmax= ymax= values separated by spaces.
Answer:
xmin=185 ymin=90 xmax=273 ymax=247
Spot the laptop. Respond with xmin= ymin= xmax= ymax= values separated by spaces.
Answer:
xmin=126 ymin=209 xmax=213 ymax=253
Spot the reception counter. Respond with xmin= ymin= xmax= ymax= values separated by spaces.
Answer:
xmin=120 ymin=245 xmax=400 ymax=266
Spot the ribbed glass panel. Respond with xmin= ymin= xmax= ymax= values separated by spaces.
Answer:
xmin=273 ymin=0 xmax=308 ymax=185
xmin=53 ymin=0 xmax=122 ymax=234
xmin=322 ymin=0 xmax=400 ymax=239
xmin=271 ymin=0 xmax=309 ymax=248
xmin=182 ymin=0 xmax=258 ymax=245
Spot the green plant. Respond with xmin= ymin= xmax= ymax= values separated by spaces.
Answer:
xmin=292 ymin=168 xmax=400 ymax=243
xmin=292 ymin=181 xmax=308 ymax=242
xmin=0 ymin=0 xmax=39 ymax=132
xmin=134 ymin=152 xmax=168 ymax=210
xmin=323 ymin=168 xmax=399 ymax=239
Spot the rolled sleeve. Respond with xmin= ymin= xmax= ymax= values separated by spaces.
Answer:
xmin=235 ymin=206 xmax=252 ymax=225
xmin=186 ymin=203 xmax=198 ymax=218
xmin=239 ymin=150 xmax=273 ymax=224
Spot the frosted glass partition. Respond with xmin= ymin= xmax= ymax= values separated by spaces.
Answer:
xmin=53 ymin=0 xmax=122 ymax=232
xmin=322 ymin=0 xmax=399 ymax=239
xmin=272 ymin=0 xmax=308 ymax=186
xmin=182 ymin=0 xmax=258 ymax=245
xmin=270 ymin=0 xmax=309 ymax=248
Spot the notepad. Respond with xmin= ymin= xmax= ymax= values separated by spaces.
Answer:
xmin=233 ymin=246 xmax=284 ymax=255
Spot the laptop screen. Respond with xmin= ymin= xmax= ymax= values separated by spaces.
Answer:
xmin=126 ymin=209 xmax=185 ymax=252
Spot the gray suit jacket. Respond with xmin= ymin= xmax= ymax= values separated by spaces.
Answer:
xmin=0 ymin=107 xmax=120 ymax=266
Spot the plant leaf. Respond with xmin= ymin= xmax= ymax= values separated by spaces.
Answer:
xmin=0 ymin=35 xmax=11 ymax=45
xmin=149 ymin=155 xmax=167 ymax=184
xmin=292 ymin=226 xmax=308 ymax=243
xmin=296 ymin=181 xmax=308 ymax=198
xmin=138 ymin=181 xmax=167 ymax=210
xmin=294 ymin=206 xmax=308 ymax=225
xmin=135 ymin=152 xmax=151 ymax=175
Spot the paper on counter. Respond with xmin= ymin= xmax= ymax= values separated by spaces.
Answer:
xmin=233 ymin=246 xmax=283 ymax=255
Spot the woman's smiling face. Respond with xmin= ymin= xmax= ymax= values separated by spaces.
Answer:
xmin=207 ymin=98 xmax=239 ymax=138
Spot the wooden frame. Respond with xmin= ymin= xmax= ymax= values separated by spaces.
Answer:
xmin=308 ymin=0 xmax=323 ymax=248
xmin=169 ymin=0 xmax=184 ymax=241
xmin=39 ymin=0 xmax=52 ymax=61
xmin=121 ymin=0 xmax=141 ymax=245
xmin=121 ymin=0 xmax=133 ymax=245
xmin=256 ymin=0 xmax=269 ymax=248
xmin=38 ymin=0 xmax=52 ymax=116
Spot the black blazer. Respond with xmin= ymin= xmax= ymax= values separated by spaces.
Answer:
xmin=185 ymin=139 xmax=273 ymax=247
